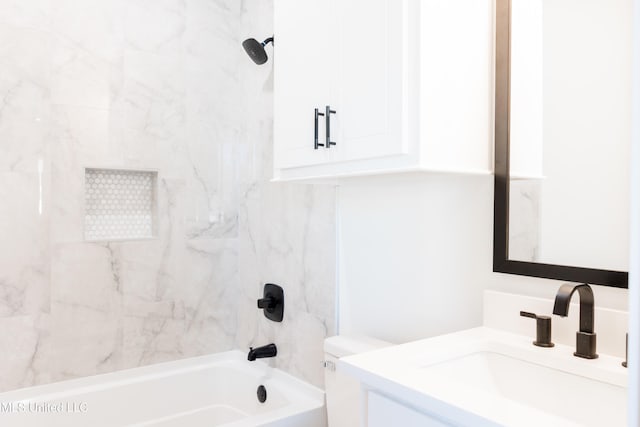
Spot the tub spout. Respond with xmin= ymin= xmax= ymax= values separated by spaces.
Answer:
xmin=248 ymin=344 xmax=277 ymax=361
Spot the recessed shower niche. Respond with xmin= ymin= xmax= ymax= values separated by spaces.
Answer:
xmin=84 ymin=168 xmax=158 ymax=241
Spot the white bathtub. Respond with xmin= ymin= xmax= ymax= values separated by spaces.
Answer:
xmin=0 ymin=351 xmax=326 ymax=427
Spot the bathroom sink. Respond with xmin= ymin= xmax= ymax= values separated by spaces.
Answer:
xmin=339 ymin=327 xmax=627 ymax=427
xmin=418 ymin=351 xmax=625 ymax=426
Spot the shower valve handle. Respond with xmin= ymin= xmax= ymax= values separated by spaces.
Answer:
xmin=325 ymin=106 xmax=337 ymax=148
xmin=257 ymin=297 xmax=274 ymax=309
xmin=258 ymin=284 xmax=284 ymax=322
xmin=314 ymin=108 xmax=325 ymax=149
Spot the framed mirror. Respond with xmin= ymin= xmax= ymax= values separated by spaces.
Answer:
xmin=493 ymin=0 xmax=631 ymax=288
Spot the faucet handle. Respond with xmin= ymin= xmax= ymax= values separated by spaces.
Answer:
xmin=257 ymin=297 xmax=275 ymax=309
xmin=257 ymin=284 xmax=284 ymax=322
xmin=520 ymin=311 xmax=555 ymax=348
xmin=519 ymin=311 xmax=538 ymax=320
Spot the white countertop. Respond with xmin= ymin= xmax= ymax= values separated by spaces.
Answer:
xmin=339 ymin=327 xmax=628 ymax=427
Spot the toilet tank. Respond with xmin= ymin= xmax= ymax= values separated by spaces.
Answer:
xmin=324 ymin=336 xmax=391 ymax=427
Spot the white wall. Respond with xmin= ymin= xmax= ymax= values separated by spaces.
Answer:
xmin=338 ymin=174 xmax=491 ymax=342
xmin=338 ymin=173 xmax=629 ymax=344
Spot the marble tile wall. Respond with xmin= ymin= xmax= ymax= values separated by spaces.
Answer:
xmin=0 ymin=0 xmax=336 ymax=392
xmin=508 ymin=179 xmax=541 ymax=262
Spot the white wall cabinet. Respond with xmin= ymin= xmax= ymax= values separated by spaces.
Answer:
xmin=273 ymin=0 xmax=334 ymax=169
xmin=274 ymin=0 xmax=493 ymax=181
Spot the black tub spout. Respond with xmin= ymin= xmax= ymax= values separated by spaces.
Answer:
xmin=248 ymin=344 xmax=277 ymax=361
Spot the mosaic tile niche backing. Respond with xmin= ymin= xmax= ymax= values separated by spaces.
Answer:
xmin=84 ymin=168 xmax=157 ymax=241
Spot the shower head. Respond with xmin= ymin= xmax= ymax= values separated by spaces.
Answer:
xmin=242 ymin=36 xmax=274 ymax=65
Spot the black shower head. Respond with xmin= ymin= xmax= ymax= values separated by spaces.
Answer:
xmin=242 ymin=36 xmax=274 ymax=65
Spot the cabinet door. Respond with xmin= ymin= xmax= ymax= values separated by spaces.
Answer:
xmin=332 ymin=0 xmax=415 ymax=163
xmin=274 ymin=0 xmax=336 ymax=169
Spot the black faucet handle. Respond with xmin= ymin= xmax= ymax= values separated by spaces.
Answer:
xmin=257 ymin=297 xmax=275 ymax=309
xmin=520 ymin=311 xmax=538 ymax=319
xmin=257 ymin=284 xmax=284 ymax=322
xmin=520 ymin=311 xmax=554 ymax=348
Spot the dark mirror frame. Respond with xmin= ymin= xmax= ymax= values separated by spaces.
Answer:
xmin=493 ymin=0 xmax=628 ymax=288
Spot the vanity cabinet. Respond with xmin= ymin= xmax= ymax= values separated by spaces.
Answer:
xmin=273 ymin=0 xmax=493 ymax=181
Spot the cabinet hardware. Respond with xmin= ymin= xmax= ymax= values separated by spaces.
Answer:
xmin=325 ymin=106 xmax=337 ymax=148
xmin=314 ymin=108 xmax=325 ymax=149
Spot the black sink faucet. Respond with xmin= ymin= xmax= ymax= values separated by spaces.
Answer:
xmin=552 ymin=283 xmax=598 ymax=359
xmin=247 ymin=344 xmax=277 ymax=361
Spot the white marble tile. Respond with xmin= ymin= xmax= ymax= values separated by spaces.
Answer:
xmin=121 ymin=50 xmax=186 ymax=176
xmin=182 ymin=138 xmax=246 ymax=239
xmin=124 ymin=0 xmax=186 ymax=55
xmin=50 ymin=34 xmax=123 ymax=109
xmin=50 ymin=242 xmax=122 ymax=311
xmin=149 ymin=178 xmax=190 ymax=300
xmin=48 ymin=242 xmax=123 ymax=380
xmin=185 ymin=62 xmax=242 ymax=135
xmin=49 ymin=301 xmax=122 ymax=382
xmin=183 ymin=46 xmax=248 ymax=239
xmin=122 ymin=300 xmax=185 ymax=368
xmin=0 ymin=0 xmax=337 ymax=396
xmin=184 ymin=3 xmax=239 ymax=68
xmin=0 ymin=0 xmax=50 ymax=30
xmin=49 ymin=2 xmax=123 ymax=109
xmin=0 ymin=24 xmax=50 ymax=172
xmin=178 ymin=241 xmax=237 ymax=313
xmin=250 ymin=183 xmax=337 ymax=387
xmin=273 ymin=311 xmax=329 ymax=388
xmin=509 ymin=179 xmax=542 ymax=262
xmin=51 ymin=0 xmax=125 ymax=63
xmin=0 ymin=314 xmax=51 ymax=392
xmin=49 ymin=0 xmax=124 ymax=108
xmin=50 ymin=105 xmax=125 ymax=243
xmin=117 ymin=240 xmax=168 ymax=303
xmin=0 ymin=171 xmax=50 ymax=317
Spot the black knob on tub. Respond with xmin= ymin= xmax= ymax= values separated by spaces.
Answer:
xmin=257 ymin=284 xmax=284 ymax=322
xmin=257 ymin=385 xmax=267 ymax=403
xmin=520 ymin=311 xmax=554 ymax=348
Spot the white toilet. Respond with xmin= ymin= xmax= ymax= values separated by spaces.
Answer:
xmin=323 ymin=335 xmax=391 ymax=427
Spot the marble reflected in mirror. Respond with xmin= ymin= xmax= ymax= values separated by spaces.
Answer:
xmin=507 ymin=0 xmax=632 ymax=273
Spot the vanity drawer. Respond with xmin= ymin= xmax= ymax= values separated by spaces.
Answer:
xmin=367 ymin=391 xmax=451 ymax=427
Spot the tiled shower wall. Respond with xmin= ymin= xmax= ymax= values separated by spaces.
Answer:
xmin=0 ymin=0 xmax=335 ymax=392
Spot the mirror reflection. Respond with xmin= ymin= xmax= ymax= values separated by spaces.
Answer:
xmin=508 ymin=0 xmax=632 ymax=272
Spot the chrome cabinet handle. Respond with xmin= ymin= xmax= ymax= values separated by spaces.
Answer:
xmin=325 ymin=105 xmax=336 ymax=148
xmin=314 ymin=108 xmax=325 ymax=150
